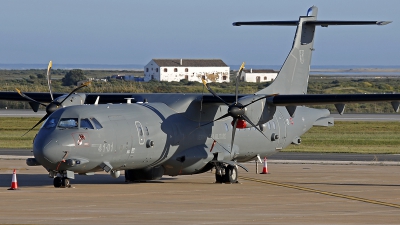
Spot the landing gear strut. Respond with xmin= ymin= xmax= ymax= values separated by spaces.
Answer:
xmin=214 ymin=163 xmax=238 ymax=183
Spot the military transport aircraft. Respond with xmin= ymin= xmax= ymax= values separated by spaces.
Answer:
xmin=0 ymin=6 xmax=398 ymax=188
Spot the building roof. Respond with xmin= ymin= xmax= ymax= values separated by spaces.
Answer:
xmin=152 ymin=59 xmax=228 ymax=67
xmin=243 ymin=69 xmax=277 ymax=73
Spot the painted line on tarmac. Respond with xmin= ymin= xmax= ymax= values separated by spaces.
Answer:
xmin=239 ymin=176 xmax=400 ymax=209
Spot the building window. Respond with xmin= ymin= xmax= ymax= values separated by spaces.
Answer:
xmin=185 ymin=68 xmax=189 ymax=72
xmin=174 ymin=68 xmax=178 ymax=72
xmin=156 ymin=68 xmax=159 ymax=72
xmin=222 ymin=76 xmax=227 ymax=80
xmin=146 ymin=68 xmax=148 ymax=72
xmin=185 ymin=75 xmax=188 ymax=80
xmin=202 ymin=75 xmax=205 ymax=80
xmin=264 ymin=76 xmax=267 ymax=80
xmin=164 ymin=68 xmax=167 ymax=72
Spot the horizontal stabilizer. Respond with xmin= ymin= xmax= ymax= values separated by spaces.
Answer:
xmin=233 ymin=20 xmax=392 ymax=27
xmin=267 ymin=94 xmax=400 ymax=106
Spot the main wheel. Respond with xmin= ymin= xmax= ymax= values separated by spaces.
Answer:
xmin=215 ymin=172 xmax=224 ymax=183
xmin=53 ymin=177 xmax=62 ymax=188
xmin=223 ymin=165 xmax=238 ymax=183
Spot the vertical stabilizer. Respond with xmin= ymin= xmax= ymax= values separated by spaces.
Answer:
xmin=233 ymin=6 xmax=391 ymax=95
xmin=259 ymin=6 xmax=318 ymax=95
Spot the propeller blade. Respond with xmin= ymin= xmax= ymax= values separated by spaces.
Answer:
xmin=200 ymin=113 xmax=230 ymax=127
xmin=242 ymin=114 xmax=268 ymax=139
xmin=15 ymin=88 xmax=47 ymax=107
xmin=201 ymin=79 xmax=230 ymax=106
xmin=22 ymin=113 xmax=49 ymax=137
xmin=230 ymin=118 xmax=238 ymax=153
xmin=47 ymin=61 xmax=54 ymax=101
xmin=242 ymin=93 xmax=279 ymax=108
xmin=235 ymin=62 xmax=245 ymax=104
xmin=58 ymin=81 xmax=91 ymax=105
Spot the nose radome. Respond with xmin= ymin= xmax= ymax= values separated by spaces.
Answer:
xmin=33 ymin=138 xmax=63 ymax=166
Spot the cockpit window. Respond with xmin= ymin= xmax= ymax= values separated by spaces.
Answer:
xmin=90 ymin=117 xmax=103 ymax=129
xmin=80 ymin=118 xmax=94 ymax=129
xmin=43 ymin=117 xmax=58 ymax=129
xmin=58 ymin=118 xmax=78 ymax=129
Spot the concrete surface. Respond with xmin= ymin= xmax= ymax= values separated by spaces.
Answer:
xmin=0 ymin=159 xmax=400 ymax=224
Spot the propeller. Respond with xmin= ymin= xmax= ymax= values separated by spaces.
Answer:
xmin=47 ymin=61 xmax=54 ymax=101
xmin=16 ymin=62 xmax=91 ymax=136
xmin=201 ymin=62 xmax=275 ymax=152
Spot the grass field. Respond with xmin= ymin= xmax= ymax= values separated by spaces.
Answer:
xmin=0 ymin=118 xmax=399 ymax=154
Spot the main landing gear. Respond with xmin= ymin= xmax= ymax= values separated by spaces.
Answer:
xmin=214 ymin=164 xmax=238 ymax=184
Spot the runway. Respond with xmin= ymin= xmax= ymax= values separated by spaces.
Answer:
xmin=1 ymin=159 xmax=399 ymax=224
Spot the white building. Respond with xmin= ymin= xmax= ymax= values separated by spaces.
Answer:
xmin=241 ymin=69 xmax=278 ymax=83
xmin=144 ymin=59 xmax=230 ymax=83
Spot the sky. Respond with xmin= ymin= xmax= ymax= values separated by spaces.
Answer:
xmin=0 ymin=0 xmax=399 ymax=68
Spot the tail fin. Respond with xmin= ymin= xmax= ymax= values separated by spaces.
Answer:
xmin=233 ymin=6 xmax=391 ymax=95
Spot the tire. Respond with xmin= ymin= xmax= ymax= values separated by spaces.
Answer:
xmin=223 ymin=165 xmax=238 ymax=183
xmin=53 ymin=177 xmax=62 ymax=188
xmin=215 ymin=172 xmax=224 ymax=183
xmin=62 ymin=178 xmax=70 ymax=188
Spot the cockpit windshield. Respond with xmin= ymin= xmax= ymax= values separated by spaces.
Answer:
xmin=58 ymin=118 xmax=78 ymax=129
xmin=42 ymin=117 xmax=58 ymax=129
xmin=80 ymin=118 xmax=94 ymax=129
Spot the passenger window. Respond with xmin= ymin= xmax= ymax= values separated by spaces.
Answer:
xmin=58 ymin=118 xmax=78 ymax=129
xmin=80 ymin=118 xmax=94 ymax=129
xmin=267 ymin=122 xmax=271 ymax=130
xmin=272 ymin=121 xmax=276 ymax=130
xmin=145 ymin=126 xmax=150 ymax=136
xmin=90 ymin=117 xmax=103 ymax=129
xmin=224 ymin=123 xmax=229 ymax=131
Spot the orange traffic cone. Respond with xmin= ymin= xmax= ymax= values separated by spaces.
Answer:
xmin=8 ymin=169 xmax=19 ymax=190
xmin=260 ymin=157 xmax=269 ymax=174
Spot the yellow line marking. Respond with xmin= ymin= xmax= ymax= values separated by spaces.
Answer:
xmin=239 ymin=176 xmax=400 ymax=209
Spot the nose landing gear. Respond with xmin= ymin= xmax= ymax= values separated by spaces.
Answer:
xmin=50 ymin=170 xmax=74 ymax=188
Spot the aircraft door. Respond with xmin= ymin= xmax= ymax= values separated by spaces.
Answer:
xmin=135 ymin=121 xmax=145 ymax=145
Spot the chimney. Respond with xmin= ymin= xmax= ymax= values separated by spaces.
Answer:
xmin=180 ymin=59 xmax=182 ymax=66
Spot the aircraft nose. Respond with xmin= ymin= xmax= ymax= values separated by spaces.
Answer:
xmin=33 ymin=138 xmax=63 ymax=167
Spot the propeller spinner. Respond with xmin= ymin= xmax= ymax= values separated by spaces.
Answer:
xmin=201 ymin=62 xmax=272 ymax=152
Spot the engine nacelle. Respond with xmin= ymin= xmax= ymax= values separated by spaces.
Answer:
xmin=125 ymin=166 xmax=164 ymax=181
xmin=238 ymin=95 xmax=276 ymax=127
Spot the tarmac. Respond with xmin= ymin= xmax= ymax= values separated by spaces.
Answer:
xmin=1 ymin=158 xmax=400 ymax=224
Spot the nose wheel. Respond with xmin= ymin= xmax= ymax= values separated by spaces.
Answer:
xmin=53 ymin=177 xmax=71 ymax=188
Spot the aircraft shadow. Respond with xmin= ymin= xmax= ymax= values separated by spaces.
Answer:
xmin=0 ymin=174 xmax=178 ymax=187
